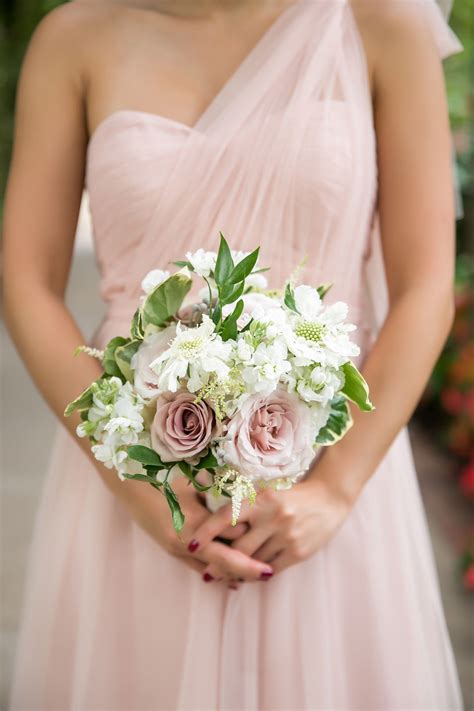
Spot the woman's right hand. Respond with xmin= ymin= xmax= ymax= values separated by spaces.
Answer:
xmin=98 ymin=465 xmax=271 ymax=584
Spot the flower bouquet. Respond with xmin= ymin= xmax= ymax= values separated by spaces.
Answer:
xmin=65 ymin=235 xmax=374 ymax=531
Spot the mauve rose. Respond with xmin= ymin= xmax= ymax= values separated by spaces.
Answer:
xmin=220 ymin=389 xmax=316 ymax=481
xmin=151 ymin=391 xmax=218 ymax=462
xmin=132 ymin=325 xmax=176 ymax=400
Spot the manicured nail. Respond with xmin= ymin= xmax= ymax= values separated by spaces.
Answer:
xmin=260 ymin=570 xmax=273 ymax=580
xmin=203 ymin=572 xmax=214 ymax=583
xmin=188 ymin=539 xmax=199 ymax=553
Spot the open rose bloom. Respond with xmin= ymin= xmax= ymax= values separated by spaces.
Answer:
xmin=67 ymin=236 xmax=373 ymax=531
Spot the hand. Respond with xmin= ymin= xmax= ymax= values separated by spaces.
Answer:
xmin=99 ymin=465 xmax=269 ymax=582
xmin=190 ymin=476 xmax=353 ymax=578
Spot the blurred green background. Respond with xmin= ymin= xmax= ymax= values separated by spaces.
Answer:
xmin=1 ymin=0 xmax=473 ymax=570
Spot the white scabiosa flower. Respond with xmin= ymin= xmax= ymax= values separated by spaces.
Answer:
xmin=149 ymin=315 xmax=233 ymax=393
xmin=141 ymin=269 xmax=171 ymax=294
xmin=185 ymin=248 xmax=216 ymax=277
xmin=285 ymin=285 xmax=360 ymax=368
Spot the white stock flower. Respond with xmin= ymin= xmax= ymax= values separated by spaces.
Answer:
xmin=91 ymin=443 xmax=128 ymax=471
xmin=149 ymin=314 xmax=232 ymax=393
xmin=141 ymin=269 xmax=171 ymax=294
xmin=185 ymin=249 xmax=216 ymax=277
xmin=238 ymin=338 xmax=291 ymax=395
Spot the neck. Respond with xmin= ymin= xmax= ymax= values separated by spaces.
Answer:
xmin=135 ymin=0 xmax=279 ymax=19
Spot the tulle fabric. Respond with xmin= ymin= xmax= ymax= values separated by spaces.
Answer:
xmin=10 ymin=1 xmax=463 ymax=709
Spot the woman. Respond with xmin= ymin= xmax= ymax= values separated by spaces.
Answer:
xmin=3 ymin=0 xmax=463 ymax=708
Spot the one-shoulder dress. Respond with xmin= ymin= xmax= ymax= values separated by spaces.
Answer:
xmin=10 ymin=1 xmax=464 ymax=709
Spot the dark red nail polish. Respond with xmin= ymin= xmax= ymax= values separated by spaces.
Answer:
xmin=188 ymin=539 xmax=199 ymax=553
xmin=203 ymin=572 xmax=214 ymax=582
xmin=260 ymin=571 xmax=273 ymax=580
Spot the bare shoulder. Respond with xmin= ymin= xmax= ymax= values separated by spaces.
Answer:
xmin=349 ymin=0 xmax=443 ymax=93
xmin=24 ymin=1 xmax=118 ymax=81
xmin=351 ymin=0 xmax=442 ymax=56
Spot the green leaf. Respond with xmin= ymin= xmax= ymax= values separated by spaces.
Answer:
xmin=115 ymin=339 xmax=141 ymax=382
xmin=127 ymin=445 xmax=165 ymax=467
xmin=284 ymin=283 xmax=298 ymax=313
xmin=141 ymin=272 xmax=192 ymax=329
xmin=178 ymin=461 xmax=192 ymax=476
xmin=211 ymin=302 xmax=222 ymax=326
xmin=220 ymin=281 xmax=245 ymax=306
xmin=130 ymin=308 xmax=144 ymax=340
xmin=178 ymin=462 xmax=211 ymax=492
xmin=341 ymin=362 xmax=374 ymax=412
xmin=164 ymin=482 xmax=185 ymax=532
xmin=121 ymin=472 xmax=159 ymax=484
xmin=316 ymin=283 xmax=333 ymax=300
xmin=103 ymin=336 xmax=128 ymax=378
xmin=227 ymin=247 xmax=259 ymax=284
xmin=173 ymin=260 xmax=194 ymax=270
xmin=196 ymin=450 xmax=219 ymax=470
xmin=221 ymin=299 xmax=244 ymax=341
xmin=64 ymin=382 xmax=96 ymax=417
xmin=214 ymin=233 xmax=234 ymax=285
xmin=315 ymin=396 xmax=353 ymax=445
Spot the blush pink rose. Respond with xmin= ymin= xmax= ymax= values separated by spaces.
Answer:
xmin=220 ymin=389 xmax=316 ymax=481
xmin=132 ymin=325 xmax=176 ymax=400
xmin=151 ymin=391 xmax=218 ymax=463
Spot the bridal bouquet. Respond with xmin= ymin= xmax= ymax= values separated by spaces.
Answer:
xmin=65 ymin=235 xmax=373 ymax=531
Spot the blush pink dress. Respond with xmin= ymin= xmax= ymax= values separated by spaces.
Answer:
xmin=10 ymin=1 xmax=464 ymax=709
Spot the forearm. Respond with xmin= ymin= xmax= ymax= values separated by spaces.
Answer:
xmin=4 ymin=282 xmax=102 ymax=455
xmin=309 ymin=283 xmax=454 ymax=501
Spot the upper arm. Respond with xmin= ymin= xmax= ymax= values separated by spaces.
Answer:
xmin=369 ymin=4 xmax=455 ymax=302
xmin=3 ymin=4 xmax=90 ymax=299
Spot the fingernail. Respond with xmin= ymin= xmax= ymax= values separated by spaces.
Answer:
xmin=260 ymin=570 xmax=273 ymax=580
xmin=228 ymin=584 xmax=239 ymax=590
xmin=188 ymin=539 xmax=199 ymax=553
xmin=203 ymin=572 xmax=214 ymax=583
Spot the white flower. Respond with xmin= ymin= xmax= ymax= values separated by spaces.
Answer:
xmin=185 ymin=249 xmax=216 ymax=277
xmin=149 ymin=314 xmax=233 ymax=393
xmin=292 ymin=365 xmax=345 ymax=405
xmin=285 ymin=285 xmax=360 ymax=368
xmin=238 ymin=338 xmax=291 ymax=395
xmin=91 ymin=443 xmax=128 ymax=471
xmin=141 ymin=269 xmax=170 ymax=294
xmin=132 ymin=325 xmax=177 ymax=400
xmin=245 ymin=272 xmax=268 ymax=290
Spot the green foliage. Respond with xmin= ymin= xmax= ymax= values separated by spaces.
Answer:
xmin=341 ymin=361 xmax=374 ymax=412
xmin=140 ymin=271 xmax=192 ymax=329
xmin=315 ymin=396 xmax=353 ymax=445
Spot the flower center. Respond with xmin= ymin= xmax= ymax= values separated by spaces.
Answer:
xmin=295 ymin=320 xmax=326 ymax=342
xmin=178 ymin=336 xmax=204 ymax=357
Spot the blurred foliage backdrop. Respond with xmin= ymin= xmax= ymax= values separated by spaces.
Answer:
xmin=1 ymin=1 xmax=473 ymax=523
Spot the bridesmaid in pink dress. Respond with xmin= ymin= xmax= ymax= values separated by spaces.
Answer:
xmin=4 ymin=0 xmax=464 ymax=708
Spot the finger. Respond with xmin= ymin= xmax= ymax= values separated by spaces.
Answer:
xmin=268 ymin=548 xmax=300 ymax=575
xmin=218 ymin=522 xmax=249 ymax=541
xmin=253 ymin=536 xmax=285 ymax=565
xmin=205 ymin=541 xmax=273 ymax=582
xmin=231 ymin=525 xmax=274 ymax=558
xmin=186 ymin=503 xmax=241 ymax=554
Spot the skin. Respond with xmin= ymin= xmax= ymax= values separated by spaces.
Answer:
xmin=3 ymin=1 xmax=455 ymax=589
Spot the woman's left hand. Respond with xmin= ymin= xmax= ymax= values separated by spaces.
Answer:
xmin=190 ymin=474 xmax=355 ymax=580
